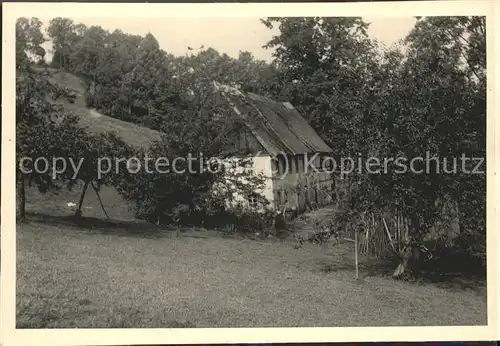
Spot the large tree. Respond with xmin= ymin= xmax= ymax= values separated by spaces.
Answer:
xmin=399 ymin=16 xmax=486 ymax=259
xmin=16 ymin=17 xmax=132 ymax=220
xmin=47 ymin=17 xmax=77 ymax=70
xmin=264 ymin=16 xmax=486 ymax=276
xmin=16 ymin=17 xmax=46 ymax=68
xmin=261 ymin=17 xmax=379 ymax=157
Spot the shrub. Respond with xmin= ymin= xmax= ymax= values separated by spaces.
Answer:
xmin=220 ymin=204 xmax=275 ymax=234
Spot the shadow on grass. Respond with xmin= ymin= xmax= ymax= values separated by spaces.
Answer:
xmin=319 ymin=252 xmax=485 ymax=291
xmin=20 ymin=212 xmax=252 ymax=241
xmin=22 ymin=212 xmax=170 ymax=239
xmin=413 ymin=254 xmax=486 ymax=291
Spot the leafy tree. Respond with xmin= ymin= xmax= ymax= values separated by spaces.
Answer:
xmin=16 ymin=18 xmax=133 ymax=220
xmin=265 ymin=16 xmax=486 ymax=277
xmin=16 ymin=17 xmax=46 ymax=68
xmin=69 ymin=25 xmax=106 ymax=79
xmin=115 ymin=83 xmax=268 ymax=226
xmin=16 ymin=66 xmax=76 ymax=219
xmin=47 ymin=17 xmax=77 ymax=70
xmin=261 ymin=17 xmax=378 ymax=157
xmin=16 ymin=17 xmax=72 ymax=219
xmin=121 ymin=33 xmax=170 ymax=124
xmin=400 ymin=16 xmax=486 ymax=261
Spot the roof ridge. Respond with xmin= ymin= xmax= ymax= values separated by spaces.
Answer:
xmin=213 ymin=83 xmax=274 ymax=155
xmin=274 ymin=103 xmax=319 ymax=153
xmin=243 ymin=96 xmax=296 ymax=155
xmin=214 ymin=80 xmax=333 ymax=155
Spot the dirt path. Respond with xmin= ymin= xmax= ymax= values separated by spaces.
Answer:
xmin=288 ymin=205 xmax=337 ymax=239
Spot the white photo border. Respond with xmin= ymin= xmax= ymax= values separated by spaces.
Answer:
xmin=2 ymin=1 xmax=498 ymax=345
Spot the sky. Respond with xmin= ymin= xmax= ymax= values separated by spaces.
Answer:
xmin=42 ymin=17 xmax=417 ymax=62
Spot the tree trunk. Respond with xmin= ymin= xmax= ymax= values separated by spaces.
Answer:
xmin=17 ymin=174 xmax=26 ymax=221
xmin=392 ymin=256 xmax=409 ymax=278
xmin=91 ymin=182 xmax=110 ymax=219
xmin=392 ymin=245 xmax=420 ymax=278
xmin=75 ymin=180 xmax=90 ymax=218
xmin=354 ymin=230 xmax=359 ymax=279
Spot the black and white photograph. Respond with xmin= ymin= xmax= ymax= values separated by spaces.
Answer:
xmin=1 ymin=1 xmax=497 ymax=345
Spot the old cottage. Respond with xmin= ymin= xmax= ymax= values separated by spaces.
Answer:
xmin=214 ymin=82 xmax=334 ymax=213
xmin=74 ymin=71 xmax=334 ymax=215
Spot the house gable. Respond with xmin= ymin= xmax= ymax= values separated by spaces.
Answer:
xmin=213 ymin=81 xmax=333 ymax=157
xmin=232 ymin=127 xmax=268 ymax=156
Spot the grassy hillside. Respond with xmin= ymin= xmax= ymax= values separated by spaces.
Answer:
xmin=39 ymin=67 xmax=162 ymax=148
xmin=17 ymin=220 xmax=487 ymax=328
xmin=25 ymin=68 xmax=162 ymax=221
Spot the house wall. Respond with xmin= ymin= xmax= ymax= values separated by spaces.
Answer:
xmin=253 ymin=155 xmax=275 ymax=205
xmin=234 ymin=128 xmax=267 ymax=154
xmin=219 ymin=155 xmax=274 ymax=211
xmin=271 ymin=153 xmax=333 ymax=213
xmin=221 ymin=152 xmax=334 ymax=213
xmin=222 ymin=128 xmax=333 ymax=213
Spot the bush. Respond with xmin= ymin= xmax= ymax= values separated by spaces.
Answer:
xmin=222 ymin=204 xmax=275 ymax=234
xmin=453 ymin=231 xmax=486 ymax=263
xmin=162 ymin=199 xmax=276 ymax=235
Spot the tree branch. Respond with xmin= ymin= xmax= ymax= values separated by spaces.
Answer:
xmin=444 ymin=28 xmax=481 ymax=81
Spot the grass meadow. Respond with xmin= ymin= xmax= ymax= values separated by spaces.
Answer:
xmin=16 ymin=184 xmax=487 ymax=328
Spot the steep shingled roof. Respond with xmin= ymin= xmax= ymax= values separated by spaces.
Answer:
xmin=213 ymin=82 xmax=333 ymax=156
